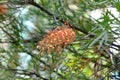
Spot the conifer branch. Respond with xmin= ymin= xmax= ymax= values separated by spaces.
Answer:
xmin=27 ymin=0 xmax=95 ymax=37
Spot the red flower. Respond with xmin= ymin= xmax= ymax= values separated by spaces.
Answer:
xmin=37 ymin=26 xmax=76 ymax=54
xmin=0 ymin=5 xmax=8 ymax=15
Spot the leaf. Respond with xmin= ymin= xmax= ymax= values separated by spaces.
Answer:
xmin=89 ymin=31 xmax=106 ymax=47
xmin=98 ymin=31 xmax=107 ymax=49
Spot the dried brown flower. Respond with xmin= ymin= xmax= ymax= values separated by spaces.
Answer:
xmin=37 ymin=26 xmax=76 ymax=54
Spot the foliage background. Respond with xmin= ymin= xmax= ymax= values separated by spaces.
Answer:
xmin=0 ymin=0 xmax=120 ymax=80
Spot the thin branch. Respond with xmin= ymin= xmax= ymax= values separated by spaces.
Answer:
xmin=111 ymin=43 xmax=120 ymax=50
xmin=0 ymin=26 xmax=15 ymax=41
xmin=1 ymin=0 xmax=95 ymax=37
xmin=27 ymin=1 xmax=95 ymax=37
xmin=26 ymin=51 xmax=66 ymax=79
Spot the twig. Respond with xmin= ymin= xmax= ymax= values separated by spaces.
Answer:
xmin=27 ymin=0 xmax=95 ymax=37
xmin=26 ymin=51 xmax=66 ymax=79
xmin=111 ymin=43 xmax=120 ymax=50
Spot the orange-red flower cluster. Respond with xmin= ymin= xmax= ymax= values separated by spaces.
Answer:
xmin=37 ymin=26 xmax=76 ymax=54
xmin=0 ymin=5 xmax=7 ymax=15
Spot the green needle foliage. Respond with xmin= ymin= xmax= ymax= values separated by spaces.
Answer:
xmin=0 ymin=0 xmax=120 ymax=80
